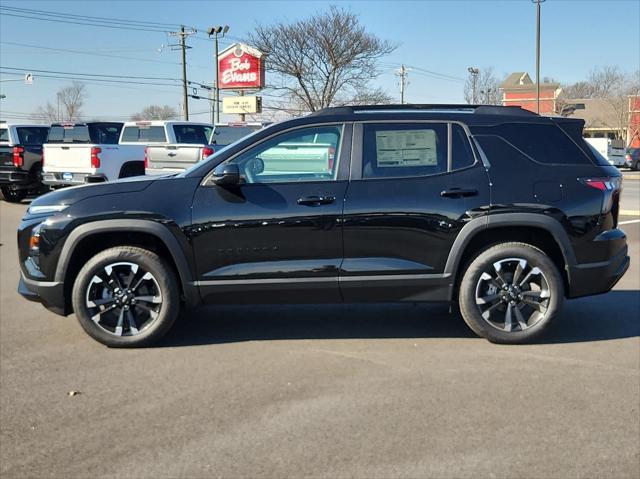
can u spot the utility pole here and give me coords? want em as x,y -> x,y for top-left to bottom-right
396,65 -> 408,104
532,0 -> 545,114
208,25 -> 229,124
468,67 -> 479,104
169,26 -> 196,120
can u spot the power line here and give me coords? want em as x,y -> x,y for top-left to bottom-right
0,12 -> 172,33
0,66 -> 180,82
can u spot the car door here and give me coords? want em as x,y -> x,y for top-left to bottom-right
341,121 -> 490,302
191,122 -> 352,304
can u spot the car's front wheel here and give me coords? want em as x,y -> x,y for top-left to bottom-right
458,242 -> 564,344
71,246 -> 180,347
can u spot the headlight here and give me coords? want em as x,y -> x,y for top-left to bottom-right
27,204 -> 68,215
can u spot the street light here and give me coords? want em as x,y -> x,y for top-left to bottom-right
532,0 -> 546,114
208,25 -> 229,124
468,67 -> 479,104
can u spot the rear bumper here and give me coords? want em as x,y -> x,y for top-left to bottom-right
18,273 -> 68,316
0,168 -> 35,187
568,244 -> 630,298
42,172 -> 106,186
145,167 -> 184,176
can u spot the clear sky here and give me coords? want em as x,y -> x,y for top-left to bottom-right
0,0 -> 638,122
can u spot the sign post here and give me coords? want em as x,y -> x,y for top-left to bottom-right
217,43 -> 265,122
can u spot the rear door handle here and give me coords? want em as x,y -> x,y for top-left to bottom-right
297,195 -> 336,206
440,188 -> 478,198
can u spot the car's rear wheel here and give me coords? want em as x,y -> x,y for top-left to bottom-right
458,242 -> 564,344
71,246 -> 180,347
1,186 -> 27,203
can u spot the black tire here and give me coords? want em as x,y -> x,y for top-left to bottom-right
1,186 -> 27,203
458,242 -> 564,344
71,246 -> 180,347
118,161 -> 145,178
633,160 -> 639,171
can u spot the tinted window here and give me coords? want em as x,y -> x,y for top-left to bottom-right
362,123 -> 447,179
47,123 -> 121,144
451,124 -> 475,170
16,127 -> 49,145
229,125 -> 342,184
496,123 -> 591,164
212,125 -> 262,145
173,125 -> 212,144
0,128 -> 8,143
121,126 -> 167,143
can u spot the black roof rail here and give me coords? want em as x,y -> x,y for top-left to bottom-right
310,104 -> 538,117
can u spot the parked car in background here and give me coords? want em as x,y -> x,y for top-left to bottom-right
17,104 -> 629,347
625,147 -> 639,170
0,122 -> 50,202
211,122 -> 269,150
585,138 -> 626,167
42,122 -> 146,187
140,121 -> 214,176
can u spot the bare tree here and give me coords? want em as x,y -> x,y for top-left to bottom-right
560,66 -> 640,141
463,67 -> 502,105
248,6 -> 396,112
32,81 -> 87,122
131,104 -> 179,121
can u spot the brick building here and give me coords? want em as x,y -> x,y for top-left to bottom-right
499,72 -> 560,115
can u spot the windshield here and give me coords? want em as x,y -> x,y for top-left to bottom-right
177,126 -> 267,178
212,125 -> 262,146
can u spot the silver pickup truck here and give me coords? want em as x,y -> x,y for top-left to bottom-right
141,121 -> 214,176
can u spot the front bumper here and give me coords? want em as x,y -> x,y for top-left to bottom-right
18,273 -> 68,316
568,244 -> 630,298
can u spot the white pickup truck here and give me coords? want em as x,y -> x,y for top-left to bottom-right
140,121 -> 214,176
585,137 -> 626,167
42,122 -> 146,187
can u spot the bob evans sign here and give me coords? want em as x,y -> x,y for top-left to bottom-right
218,43 -> 265,90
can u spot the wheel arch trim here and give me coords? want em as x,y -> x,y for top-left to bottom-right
444,213 -> 576,280
54,219 -> 200,306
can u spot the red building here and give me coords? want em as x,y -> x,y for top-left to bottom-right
500,72 -> 561,115
628,96 -> 640,148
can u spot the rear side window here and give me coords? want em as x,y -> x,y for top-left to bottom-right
16,127 -> 49,145
172,125 -> 212,144
495,123 -> 591,164
451,124 -> 475,170
362,123 -> 448,179
121,126 -> 167,143
0,128 -> 9,143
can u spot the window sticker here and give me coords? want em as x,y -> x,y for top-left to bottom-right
375,129 -> 438,167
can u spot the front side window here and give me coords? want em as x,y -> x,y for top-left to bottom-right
362,123 -> 448,179
227,125 -> 342,184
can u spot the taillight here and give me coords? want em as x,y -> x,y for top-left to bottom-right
144,147 -> 149,169
328,146 -> 336,170
12,146 -> 24,167
90,147 -> 101,168
202,146 -> 214,160
579,176 -> 623,217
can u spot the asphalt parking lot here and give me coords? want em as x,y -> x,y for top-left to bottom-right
1,174 -> 639,478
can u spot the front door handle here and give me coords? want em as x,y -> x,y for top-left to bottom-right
440,188 -> 478,198
297,195 -> 336,206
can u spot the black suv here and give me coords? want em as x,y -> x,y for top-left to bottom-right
17,105 -> 629,347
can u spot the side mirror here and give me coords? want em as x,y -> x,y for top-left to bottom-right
212,163 -> 240,185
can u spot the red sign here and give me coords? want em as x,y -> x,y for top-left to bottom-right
217,43 -> 265,90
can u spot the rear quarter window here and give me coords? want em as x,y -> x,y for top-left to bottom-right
493,123 -> 591,165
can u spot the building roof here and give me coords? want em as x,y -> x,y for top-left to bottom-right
560,98 -> 625,129
500,71 -> 560,90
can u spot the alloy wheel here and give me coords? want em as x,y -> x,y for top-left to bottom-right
474,257 -> 551,332
85,262 -> 162,336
